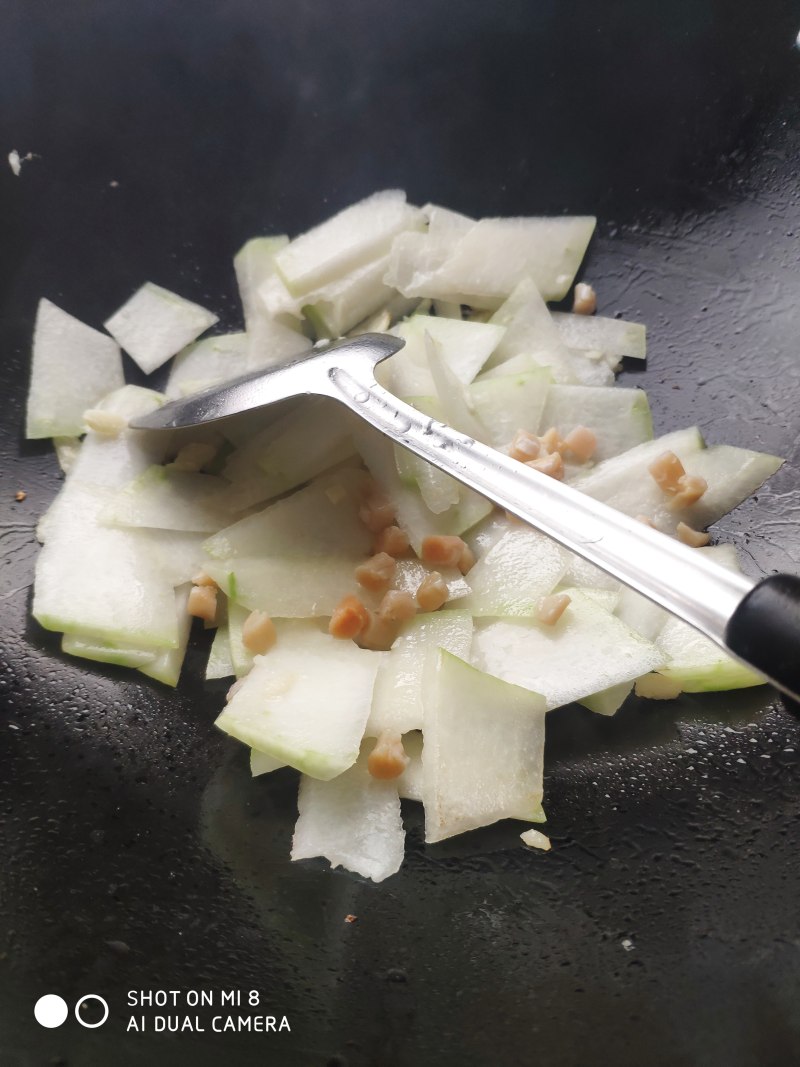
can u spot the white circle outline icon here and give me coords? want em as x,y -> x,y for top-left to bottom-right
34,994 -> 69,1028
74,994 -> 109,1028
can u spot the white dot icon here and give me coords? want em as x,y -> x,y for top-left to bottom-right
34,994 -> 69,1028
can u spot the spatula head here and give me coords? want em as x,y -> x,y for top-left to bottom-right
128,333 -> 404,431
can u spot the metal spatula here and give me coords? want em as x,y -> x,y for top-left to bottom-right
131,333 -> 800,703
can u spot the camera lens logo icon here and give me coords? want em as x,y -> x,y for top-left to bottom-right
34,994 -> 109,1029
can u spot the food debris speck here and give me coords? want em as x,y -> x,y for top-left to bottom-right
14,490 -> 26,502
520,828 -> 551,851
8,149 -> 36,176
109,179 -> 120,188
621,938 -> 635,952
344,914 -> 358,924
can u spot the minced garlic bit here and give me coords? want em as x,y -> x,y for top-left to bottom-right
242,609 -> 277,654
14,490 -> 26,502
669,474 -> 708,510
354,551 -> 397,592
536,592 -> 571,626
457,543 -> 476,575
635,673 -> 683,700
368,731 -> 410,780
328,594 -> 370,640
527,452 -> 564,480
572,282 -> 597,316
356,612 -> 400,652
344,913 -> 359,924
509,428 -> 541,463
520,828 -> 552,851
562,425 -> 597,462
171,441 -> 217,473
648,450 -> 686,494
83,409 -> 126,436
378,589 -> 417,622
192,570 -> 217,587
676,521 -> 710,547
372,524 -> 410,557
358,490 -> 396,533
420,534 -> 469,569
188,584 -> 217,623
415,571 -> 449,612
538,426 -> 562,453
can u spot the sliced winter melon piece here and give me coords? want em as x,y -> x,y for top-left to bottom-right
101,466 -> 235,533
551,312 -> 647,364
250,749 -> 286,776
291,753 -> 404,882
422,202 -> 476,237
227,601 -> 255,678
53,436 -> 82,474
275,189 -> 423,297
215,622 -> 381,780
377,314 -> 504,397
104,282 -> 218,374
397,731 -> 424,802
580,681 -> 634,717
61,635 -> 159,669
33,482 -> 180,650
495,278 -> 613,386
637,544 -> 766,695
675,445 -> 783,531
562,550 -> 621,592
247,312 -> 313,372
147,529 -> 207,586
300,254 -> 399,339
166,333 -> 249,399
138,584 -> 193,687
453,526 -> 566,617
649,618 -> 766,693
539,385 -> 653,464
204,557 -> 359,617
253,402 -> 357,497
206,620 -> 235,680
468,368 -> 552,449
475,351 -> 543,380
204,467 -> 370,560
366,610 -> 473,737
25,298 -> 125,439
234,235 -> 289,329
422,331 -> 486,442
569,427 -> 706,528
575,587 -> 620,612
387,216 -> 596,306
486,277 -> 579,380
68,385 -> 170,491
608,443 -> 783,536
223,399 -> 356,510
422,651 -> 547,843
472,589 -> 666,710
614,584 -> 668,642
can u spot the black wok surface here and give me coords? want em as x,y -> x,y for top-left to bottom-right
2,2 -> 800,1064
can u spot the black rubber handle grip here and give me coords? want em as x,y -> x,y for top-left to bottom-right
724,574 -> 800,703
